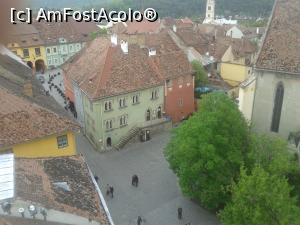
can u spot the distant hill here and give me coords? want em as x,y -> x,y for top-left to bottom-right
25,0 -> 275,18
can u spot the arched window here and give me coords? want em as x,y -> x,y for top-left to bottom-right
271,82 -> 284,133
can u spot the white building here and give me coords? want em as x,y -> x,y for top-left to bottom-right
226,26 -> 244,39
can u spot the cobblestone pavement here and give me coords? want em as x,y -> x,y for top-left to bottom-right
76,132 -> 219,225
36,68 -> 66,107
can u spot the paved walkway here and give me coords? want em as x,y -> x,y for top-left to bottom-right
76,132 -> 219,225
36,68 -> 66,108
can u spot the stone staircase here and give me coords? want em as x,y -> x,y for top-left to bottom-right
114,126 -> 141,150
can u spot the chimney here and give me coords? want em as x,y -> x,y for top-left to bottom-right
111,34 -> 118,46
23,80 -> 33,97
149,48 -> 156,57
120,40 -> 128,54
173,25 -> 177,33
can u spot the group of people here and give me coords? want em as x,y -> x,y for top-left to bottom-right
95,174 -> 191,225
105,175 -> 139,199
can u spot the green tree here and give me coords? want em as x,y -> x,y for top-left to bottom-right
220,166 -> 300,225
248,134 -> 298,177
165,93 -> 251,210
192,60 -> 208,87
90,28 -> 108,39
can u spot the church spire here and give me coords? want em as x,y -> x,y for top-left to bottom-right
203,0 -> 215,24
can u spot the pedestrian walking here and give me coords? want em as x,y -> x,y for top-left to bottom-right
178,207 -> 182,220
132,174 -> 139,187
94,175 -> 99,184
106,184 -> 110,197
137,216 -> 142,225
109,186 -> 114,198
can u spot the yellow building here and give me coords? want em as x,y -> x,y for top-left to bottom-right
5,23 -> 47,72
220,39 -> 257,87
0,88 -> 79,158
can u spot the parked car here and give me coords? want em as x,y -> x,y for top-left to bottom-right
195,86 -> 215,98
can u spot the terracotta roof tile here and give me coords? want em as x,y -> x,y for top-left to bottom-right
0,88 -> 79,148
0,52 -> 70,118
256,0 -> 300,74
14,156 -> 110,224
230,39 -> 257,59
176,27 -> 230,61
64,32 -> 192,100
125,20 -> 161,34
3,23 -> 44,47
64,37 -> 163,100
33,20 -> 98,45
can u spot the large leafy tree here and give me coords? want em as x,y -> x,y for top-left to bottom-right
165,93 -> 251,210
220,166 -> 300,225
192,60 -> 208,87
248,134 -> 298,177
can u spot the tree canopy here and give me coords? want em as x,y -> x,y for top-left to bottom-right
220,166 -> 300,225
192,60 -> 208,87
165,93 -> 251,210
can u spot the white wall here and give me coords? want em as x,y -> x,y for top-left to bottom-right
226,26 -> 244,39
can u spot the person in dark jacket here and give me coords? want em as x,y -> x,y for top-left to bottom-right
137,216 -> 142,225
110,186 -> 114,198
178,207 -> 183,220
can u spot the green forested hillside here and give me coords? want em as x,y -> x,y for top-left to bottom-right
28,0 -> 274,18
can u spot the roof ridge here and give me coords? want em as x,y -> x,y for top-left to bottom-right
92,44 -> 114,99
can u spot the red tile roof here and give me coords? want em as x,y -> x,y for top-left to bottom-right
110,20 -> 162,35
256,0 -> 300,74
3,23 -> 44,47
176,27 -> 230,61
15,156 -> 110,224
64,37 -> 163,100
126,20 -> 161,34
33,20 -> 99,45
64,32 -> 192,100
230,39 -> 257,59
0,88 -> 79,148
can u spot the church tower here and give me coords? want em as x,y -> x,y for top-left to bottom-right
203,0 -> 215,24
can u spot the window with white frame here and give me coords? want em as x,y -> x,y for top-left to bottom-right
105,120 -> 113,130
119,98 -> 126,108
132,95 -> 139,104
120,115 -> 127,127
57,135 -> 68,149
104,101 -> 112,111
